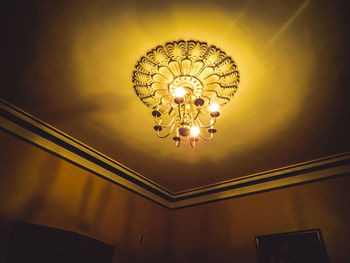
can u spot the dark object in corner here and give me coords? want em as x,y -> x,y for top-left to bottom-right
255,229 -> 329,263
7,221 -> 114,263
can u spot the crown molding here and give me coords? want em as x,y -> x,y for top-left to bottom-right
1,98 -> 350,209
0,99 -> 173,208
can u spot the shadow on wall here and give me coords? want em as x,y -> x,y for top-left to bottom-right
93,183 -> 113,230
16,156 -> 60,221
77,177 -> 94,231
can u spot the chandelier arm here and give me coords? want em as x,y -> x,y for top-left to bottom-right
158,94 -> 173,106
199,131 -> 214,141
170,121 -> 177,133
141,91 -> 168,106
194,108 -> 201,121
168,106 -> 174,115
197,117 -> 216,128
178,103 -> 184,122
186,106 -> 201,123
155,115 -> 176,127
156,122 -> 176,138
157,94 -> 174,111
156,130 -> 171,138
182,104 -> 186,119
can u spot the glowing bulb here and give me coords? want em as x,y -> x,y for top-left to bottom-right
174,87 -> 186,98
209,103 -> 219,112
190,126 -> 200,137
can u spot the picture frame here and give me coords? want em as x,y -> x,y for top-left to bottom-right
255,229 -> 329,263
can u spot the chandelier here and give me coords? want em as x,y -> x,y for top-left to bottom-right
132,40 -> 240,147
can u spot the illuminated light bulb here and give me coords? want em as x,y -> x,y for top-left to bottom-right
174,87 -> 186,98
209,103 -> 219,112
190,126 -> 200,137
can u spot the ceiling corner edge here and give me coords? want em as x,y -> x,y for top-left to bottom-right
1,98 -> 349,210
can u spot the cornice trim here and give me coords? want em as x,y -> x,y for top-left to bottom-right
0,99 -> 173,208
1,98 -> 349,209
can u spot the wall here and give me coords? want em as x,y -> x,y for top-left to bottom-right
0,132 -> 172,263
1,131 -> 350,263
169,175 -> 350,263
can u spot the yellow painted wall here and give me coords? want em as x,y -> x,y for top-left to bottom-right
1,131 -> 350,263
0,132 -> 172,263
170,175 -> 350,263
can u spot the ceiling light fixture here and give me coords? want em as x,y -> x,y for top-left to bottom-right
132,40 -> 240,147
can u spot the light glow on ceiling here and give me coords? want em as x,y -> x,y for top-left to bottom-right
132,40 -> 240,147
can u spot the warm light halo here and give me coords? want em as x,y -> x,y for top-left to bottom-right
209,103 -> 219,112
190,126 -> 200,137
173,87 -> 186,98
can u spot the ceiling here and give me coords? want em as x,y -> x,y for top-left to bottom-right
2,0 -> 350,193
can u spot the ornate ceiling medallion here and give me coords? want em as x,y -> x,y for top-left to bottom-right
132,40 -> 240,147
